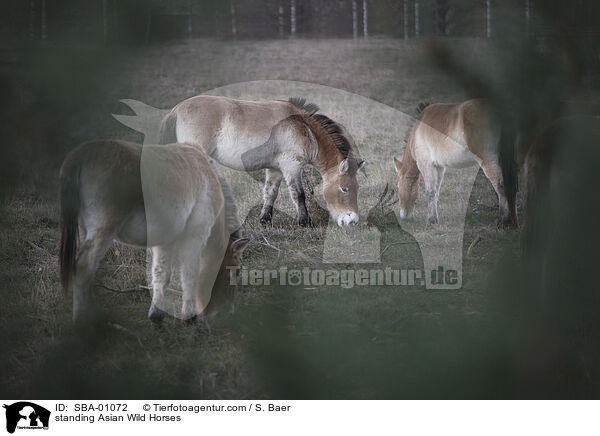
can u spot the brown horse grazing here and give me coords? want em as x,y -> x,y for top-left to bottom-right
394,99 -> 518,227
59,140 -> 248,324
160,96 -> 365,227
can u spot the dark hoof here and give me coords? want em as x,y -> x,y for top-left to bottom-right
184,315 -> 199,325
148,306 -> 166,325
259,215 -> 272,226
260,207 -> 273,226
497,218 -> 518,229
298,215 -> 313,227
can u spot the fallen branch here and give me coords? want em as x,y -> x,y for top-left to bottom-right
259,235 -> 281,253
97,283 -> 150,293
466,235 -> 482,257
25,240 -> 45,252
380,240 -> 417,256
107,322 -> 144,347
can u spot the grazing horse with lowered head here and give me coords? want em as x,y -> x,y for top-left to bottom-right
394,99 -> 518,227
59,140 -> 248,324
160,96 -> 365,227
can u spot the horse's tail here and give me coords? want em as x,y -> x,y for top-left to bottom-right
499,121 -> 519,225
159,110 -> 178,145
416,102 -> 432,117
59,158 -> 81,295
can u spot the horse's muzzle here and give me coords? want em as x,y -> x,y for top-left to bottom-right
337,212 -> 359,227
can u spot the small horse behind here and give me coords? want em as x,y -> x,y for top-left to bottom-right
394,99 -> 518,227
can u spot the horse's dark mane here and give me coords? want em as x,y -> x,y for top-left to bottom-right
287,98 -> 352,158
311,113 -> 352,158
287,97 -> 320,116
416,101 -> 432,116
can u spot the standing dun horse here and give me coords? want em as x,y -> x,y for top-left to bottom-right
160,96 -> 365,227
59,140 -> 248,324
394,99 -> 518,227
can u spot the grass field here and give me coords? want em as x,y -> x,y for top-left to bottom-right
0,37 -> 528,399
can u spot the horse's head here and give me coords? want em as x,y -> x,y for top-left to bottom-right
394,157 -> 419,219
323,157 -> 365,226
203,231 -> 249,316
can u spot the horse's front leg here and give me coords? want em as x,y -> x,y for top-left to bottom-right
283,168 -> 312,227
260,169 -> 283,225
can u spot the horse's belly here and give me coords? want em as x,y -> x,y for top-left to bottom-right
117,206 -> 189,248
431,143 -> 477,168
212,130 -> 275,171
117,208 -> 148,246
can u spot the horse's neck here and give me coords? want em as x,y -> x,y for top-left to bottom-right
401,141 -> 420,180
313,147 -> 344,176
311,136 -> 344,175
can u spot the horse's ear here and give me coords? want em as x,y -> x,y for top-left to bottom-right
231,238 -> 249,256
393,157 -> 402,173
357,160 -> 366,171
339,158 -> 349,174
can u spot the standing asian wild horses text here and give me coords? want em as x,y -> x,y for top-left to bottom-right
394,99 -> 518,227
59,140 -> 248,324
160,96 -> 365,227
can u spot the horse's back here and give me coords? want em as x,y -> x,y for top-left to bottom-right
63,140 -> 144,216
172,95 -> 300,164
64,140 -> 224,247
414,99 -> 498,167
130,142 -> 224,246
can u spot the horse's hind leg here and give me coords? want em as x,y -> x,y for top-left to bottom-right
148,244 -> 174,324
72,230 -> 113,323
283,167 -> 312,227
260,169 -> 283,225
479,159 -> 516,228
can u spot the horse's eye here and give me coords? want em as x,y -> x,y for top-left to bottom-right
340,186 -> 349,193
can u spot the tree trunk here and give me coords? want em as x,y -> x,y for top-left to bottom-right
414,0 -> 419,37
403,0 -> 408,39
231,3 -> 237,38
188,0 -> 193,39
352,0 -> 357,39
486,0 -> 491,38
103,0 -> 108,44
433,0 -> 449,36
145,3 -> 152,44
279,4 -> 284,37
41,0 -> 46,41
29,0 -> 35,41
525,0 -> 530,36
363,0 -> 368,39
290,0 -> 296,37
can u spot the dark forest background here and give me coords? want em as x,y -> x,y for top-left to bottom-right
3,0 -> 598,44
